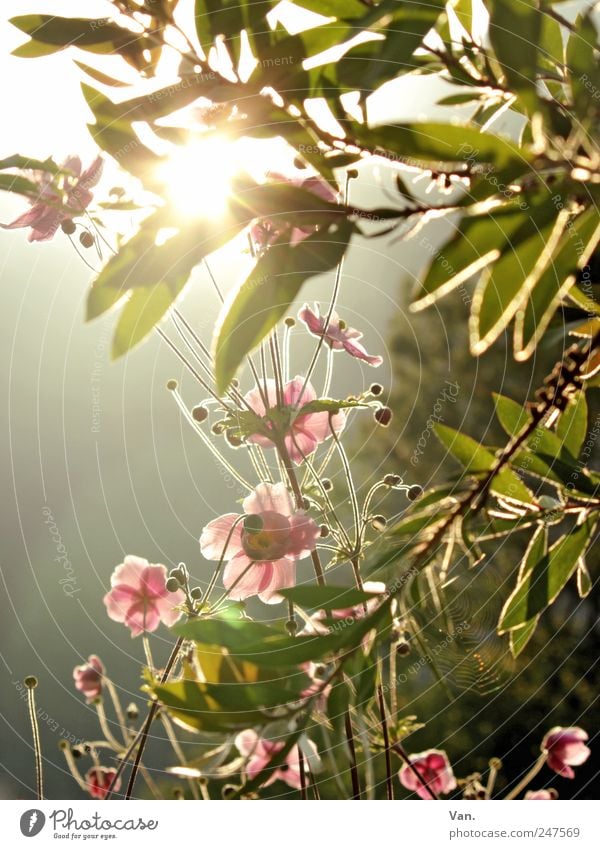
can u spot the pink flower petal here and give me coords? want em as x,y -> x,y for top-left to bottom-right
222,553 -> 271,600
257,557 -> 296,604
242,482 -> 294,518
283,375 -> 316,407
285,427 -> 319,463
110,555 -> 150,588
342,339 -> 383,366
288,514 -> 320,558
200,513 -> 244,560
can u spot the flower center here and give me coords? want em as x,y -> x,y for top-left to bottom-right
241,511 -> 291,561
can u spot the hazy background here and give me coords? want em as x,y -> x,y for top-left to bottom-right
0,0 -> 597,799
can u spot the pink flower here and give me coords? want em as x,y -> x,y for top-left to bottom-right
250,171 -> 339,250
235,729 -> 319,789
303,581 -> 387,636
73,654 -> 104,702
200,483 -> 319,603
3,155 -> 103,242
399,749 -> 457,799
299,303 -> 383,366
525,789 -> 557,799
85,766 -> 120,800
300,662 -> 331,711
541,727 -> 590,778
244,376 -> 345,464
103,555 -> 185,637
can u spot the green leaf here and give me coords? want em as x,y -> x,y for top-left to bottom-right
334,1 -> 446,93
437,92 -> 484,106
152,675 -> 299,733
557,392 -> 588,459
75,60 -> 128,87
576,558 -> 592,598
514,207 -> 600,359
81,84 -> 160,182
0,154 -> 59,173
566,13 -> 600,125
354,122 -> 528,171
111,283 -> 181,359
506,522 -> 547,655
509,617 -> 538,657
293,0 -> 368,20
498,520 -> 595,632
10,14 -> 143,55
471,200 -> 567,355
214,218 -> 354,392
296,398 -> 368,415
0,173 -> 43,198
412,201 -> 532,310
493,394 -> 531,437
434,423 -> 533,503
279,584 -> 381,610
510,450 -> 597,496
488,0 -> 541,112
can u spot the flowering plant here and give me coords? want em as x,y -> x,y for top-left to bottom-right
3,0 -> 598,802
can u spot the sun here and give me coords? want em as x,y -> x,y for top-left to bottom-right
158,136 -> 236,217
158,134 -> 300,218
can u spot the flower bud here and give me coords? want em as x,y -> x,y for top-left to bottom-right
211,421 -> 226,435
384,474 -> 402,487
192,405 -> 208,423
396,639 -> 411,656
285,618 -> 298,636
166,577 -> 180,593
24,676 -> 38,689
61,219 -> 76,235
322,478 -> 333,491
374,407 -> 393,427
284,317 -> 296,328
79,231 -> 95,249
243,514 -> 263,534
166,379 -> 178,391
225,430 -> 243,448
191,587 -> 203,600
347,168 -> 359,179
319,524 -> 330,538
407,485 -> 423,501
126,702 -> 139,720
222,784 -> 238,799
371,515 -> 387,531
369,383 -> 383,396
71,745 -> 84,759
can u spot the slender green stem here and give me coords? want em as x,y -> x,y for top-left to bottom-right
160,713 -> 200,800
393,742 -> 438,799
203,513 -> 249,604
277,439 -> 326,585
26,683 -> 44,800
328,413 -> 361,550
298,747 -> 308,800
209,560 -> 256,610
105,679 -> 128,745
125,637 -> 185,800
504,754 -> 547,800
377,674 -> 394,800
345,710 -> 361,800
95,700 -> 123,750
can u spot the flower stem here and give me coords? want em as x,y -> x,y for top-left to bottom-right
377,674 -> 394,800
392,742 -> 439,800
277,439 -> 326,585
25,680 -> 44,800
504,754 -> 547,800
125,636 -> 184,800
345,710 -> 362,800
